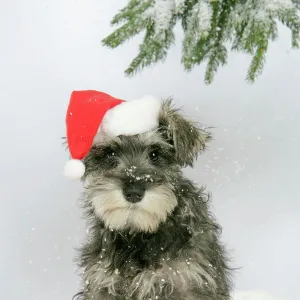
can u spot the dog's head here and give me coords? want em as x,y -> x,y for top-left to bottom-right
82,99 -> 211,233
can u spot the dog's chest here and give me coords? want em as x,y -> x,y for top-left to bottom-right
86,227 -> 202,297
87,250 -> 216,300
86,239 -> 171,295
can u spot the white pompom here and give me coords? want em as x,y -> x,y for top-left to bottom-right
64,159 -> 85,179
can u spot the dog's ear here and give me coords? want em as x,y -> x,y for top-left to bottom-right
158,98 -> 211,167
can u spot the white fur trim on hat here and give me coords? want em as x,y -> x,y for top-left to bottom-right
100,95 -> 161,137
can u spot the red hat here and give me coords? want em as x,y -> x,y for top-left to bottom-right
64,90 -> 161,179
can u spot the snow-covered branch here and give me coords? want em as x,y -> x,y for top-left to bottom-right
102,0 -> 300,84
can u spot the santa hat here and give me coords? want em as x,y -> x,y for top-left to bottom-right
64,90 -> 161,179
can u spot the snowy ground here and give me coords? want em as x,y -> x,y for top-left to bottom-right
233,290 -> 286,300
0,1 -> 299,300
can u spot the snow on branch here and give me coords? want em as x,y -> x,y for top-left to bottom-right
102,0 -> 300,84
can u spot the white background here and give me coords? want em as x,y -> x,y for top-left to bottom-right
1,1 -> 299,299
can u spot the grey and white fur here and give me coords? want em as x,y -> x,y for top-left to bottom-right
72,99 -> 233,300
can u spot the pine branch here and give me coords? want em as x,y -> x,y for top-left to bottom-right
102,0 -> 152,48
229,0 -> 300,82
292,0 -> 300,9
111,0 -> 152,25
203,0 -> 234,83
102,0 -> 300,84
124,22 -> 176,76
181,0 -> 214,70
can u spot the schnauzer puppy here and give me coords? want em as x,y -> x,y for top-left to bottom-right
73,99 -> 232,300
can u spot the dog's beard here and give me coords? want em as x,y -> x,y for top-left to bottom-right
88,182 -> 177,233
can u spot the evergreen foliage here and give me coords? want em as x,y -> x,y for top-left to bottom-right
102,0 -> 300,84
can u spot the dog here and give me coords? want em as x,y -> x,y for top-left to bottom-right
71,98 -> 233,300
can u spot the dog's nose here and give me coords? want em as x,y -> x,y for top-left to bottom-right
123,185 -> 145,203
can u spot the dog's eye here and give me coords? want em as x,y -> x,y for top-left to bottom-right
149,149 -> 160,162
101,147 -> 117,159
108,150 -> 115,157
98,146 -> 119,169
106,148 -> 116,158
